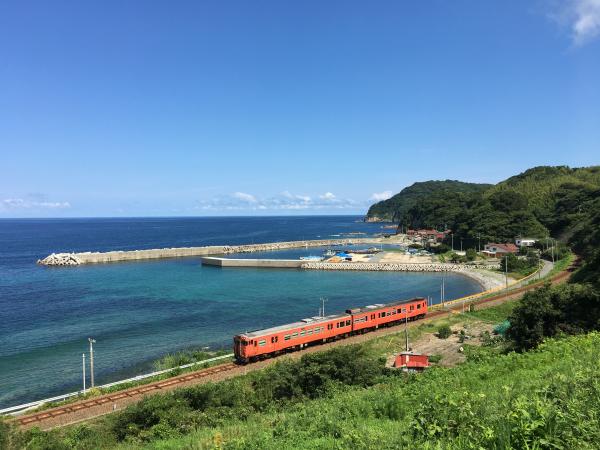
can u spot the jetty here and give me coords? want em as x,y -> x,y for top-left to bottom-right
37,238 -> 377,266
201,257 -> 305,268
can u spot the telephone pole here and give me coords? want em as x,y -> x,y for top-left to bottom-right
504,255 -> 509,295
82,353 -> 86,393
88,338 -> 96,388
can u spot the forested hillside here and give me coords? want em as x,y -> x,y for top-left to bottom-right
365,180 -> 491,222
367,165 -> 600,245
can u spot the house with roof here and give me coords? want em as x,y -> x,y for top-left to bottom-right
482,243 -> 519,257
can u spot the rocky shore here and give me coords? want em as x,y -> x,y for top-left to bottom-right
301,261 -> 504,290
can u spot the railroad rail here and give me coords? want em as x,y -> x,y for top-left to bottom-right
15,363 -> 239,429
12,261 -> 576,431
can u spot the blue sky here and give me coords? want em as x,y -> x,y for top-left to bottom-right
1,1 -> 599,217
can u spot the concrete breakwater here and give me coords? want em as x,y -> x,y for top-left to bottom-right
37,238 -> 376,266
201,257 -> 305,268
300,262 -> 500,272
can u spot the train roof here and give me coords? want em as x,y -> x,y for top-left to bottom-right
236,297 -> 425,339
239,313 -> 349,339
346,297 -> 426,314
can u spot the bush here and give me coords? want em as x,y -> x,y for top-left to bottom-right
465,248 -> 477,261
437,325 -> 452,339
507,283 -> 600,351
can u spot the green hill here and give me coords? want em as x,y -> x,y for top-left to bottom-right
367,165 -> 600,244
366,180 -> 492,223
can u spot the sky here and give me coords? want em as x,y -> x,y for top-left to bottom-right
1,0 -> 599,217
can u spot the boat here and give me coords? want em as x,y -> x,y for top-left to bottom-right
300,255 -> 323,261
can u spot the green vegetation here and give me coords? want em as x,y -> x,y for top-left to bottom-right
507,283 -> 600,351
437,324 -> 452,339
367,165 -> 600,245
366,180 -> 491,223
499,252 -> 539,277
153,349 -> 229,371
6,331 -> 600,449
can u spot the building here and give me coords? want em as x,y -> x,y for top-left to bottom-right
394,351 -> 430,371
482,243 -> 519,257
406,229 -> 449,242
515,238 -> 536,247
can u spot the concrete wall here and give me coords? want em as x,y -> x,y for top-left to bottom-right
201,257 -> 304,268
38,238 -> 377,266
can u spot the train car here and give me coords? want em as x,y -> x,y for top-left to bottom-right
234,313 -> 352,363
233,297 -> 428,364
348,297 -> 427,332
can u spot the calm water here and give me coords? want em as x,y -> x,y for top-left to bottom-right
0,216 -> 481,408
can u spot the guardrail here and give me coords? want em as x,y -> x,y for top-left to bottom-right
0,353 -> 234,416
430,262 -> 546,311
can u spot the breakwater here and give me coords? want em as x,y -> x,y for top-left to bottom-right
37,238 -> 377,266
201,257 -> 305,268
301,262 -> 500,272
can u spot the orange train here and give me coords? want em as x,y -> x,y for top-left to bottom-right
234,297 -> 428,363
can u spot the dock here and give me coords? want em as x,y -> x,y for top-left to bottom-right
201,257 -> 305,268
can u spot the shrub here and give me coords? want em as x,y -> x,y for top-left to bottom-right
437,325 -> 452,339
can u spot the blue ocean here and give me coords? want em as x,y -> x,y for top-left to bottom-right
0,216 -> 481,408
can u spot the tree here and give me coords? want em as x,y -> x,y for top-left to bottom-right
507,283 -> 600,351
465,248 -> 477,261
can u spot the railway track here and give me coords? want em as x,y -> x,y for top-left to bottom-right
14,262 -> 575,430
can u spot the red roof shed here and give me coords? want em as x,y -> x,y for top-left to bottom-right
394,352 -> 430,370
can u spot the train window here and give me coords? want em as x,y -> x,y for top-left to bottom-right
371,314 -> 375,320
402,308 -> 406,313
271,337 -> 275,343
386,312 -> 391,316
397,308 -> 401,314
300,330 -> 306,336
417,304 -> 421,309
254,341 -> 257,347
292,332 -> 298,339
307,329 -> 313,335
410,305 -> 414,311
346,320 -> 351,326
392,310 -> 396,315
284,335 -> 291,341
258,340 -> 266,346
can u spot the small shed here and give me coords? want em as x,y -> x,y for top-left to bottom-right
394,351 -> 430,371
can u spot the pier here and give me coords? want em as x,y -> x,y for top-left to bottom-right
37,238 -> 377,266
201,257 -> 305,268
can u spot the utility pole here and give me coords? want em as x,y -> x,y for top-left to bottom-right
404,310 -> 409,351
320,297 -> 327,317
88,338 -> 96,388
460,238 -> 463,252
451,233 -> 454,251
504,255 -> 509,295
82,353 -> 86,393
478,234 -> 481,253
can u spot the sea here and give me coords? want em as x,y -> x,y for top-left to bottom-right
0,216 -> 482,408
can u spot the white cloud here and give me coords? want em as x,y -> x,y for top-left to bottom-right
232,192 -> 258,203
549,0 -> 600,45
370,190 -> 393,202
573,0 -> 600,44
1,198 -> 71,210
319,192 -> 336,200
195,190 -> 364,212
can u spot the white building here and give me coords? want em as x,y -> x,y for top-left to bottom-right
515,238 -> 536,247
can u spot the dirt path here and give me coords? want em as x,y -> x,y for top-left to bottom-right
14,261 -> 575,431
